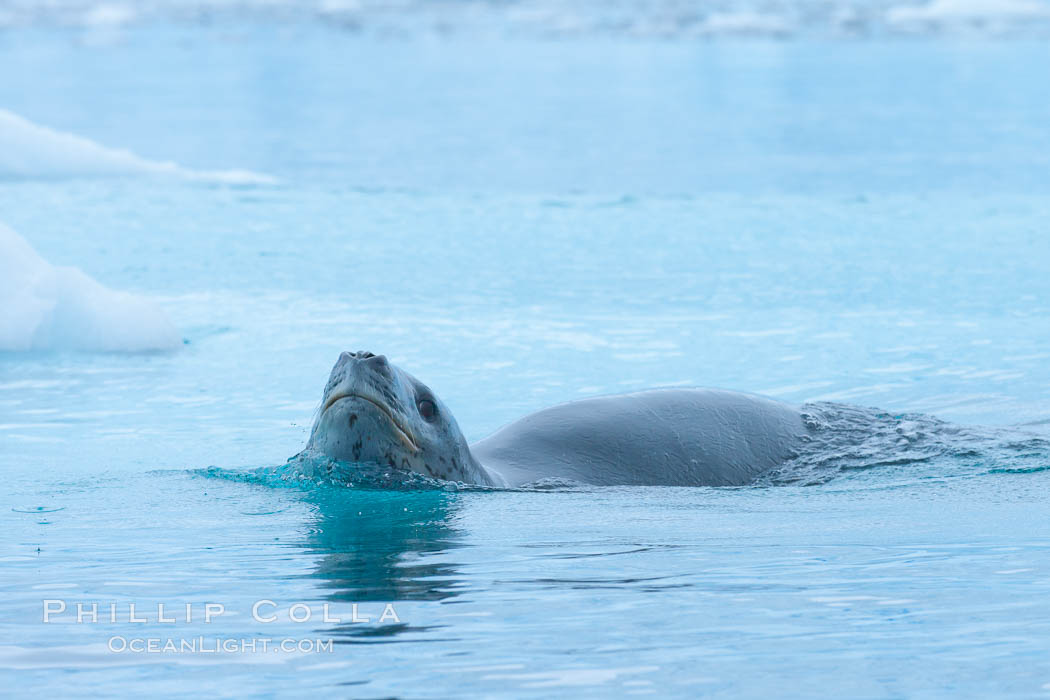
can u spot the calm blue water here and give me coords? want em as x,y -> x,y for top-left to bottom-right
2,17 -> 1050,698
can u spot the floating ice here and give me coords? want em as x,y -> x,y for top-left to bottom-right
0,109 -> 274,184
0,0 -> 1049,37
0,221 -> 180,352
699,11 -> 795,37
1,0 -> 1050,37
887,0 -> 1050,28
81,3 -> 137,27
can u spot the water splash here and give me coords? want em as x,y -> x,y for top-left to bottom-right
194,454 -> 465,492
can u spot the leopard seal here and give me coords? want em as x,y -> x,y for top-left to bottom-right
304,351 -> 806,487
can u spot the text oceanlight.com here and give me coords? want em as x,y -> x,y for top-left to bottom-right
107,636 -> 334,654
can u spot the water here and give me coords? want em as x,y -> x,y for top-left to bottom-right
3,13 -> 1050,698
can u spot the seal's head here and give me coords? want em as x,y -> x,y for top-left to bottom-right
306,351 -> 492,484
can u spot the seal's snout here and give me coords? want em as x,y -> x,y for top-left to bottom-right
361,353 -> 390,376
324,351 -> 394,404
338,350 -> 388,371
338,349 -> 379,365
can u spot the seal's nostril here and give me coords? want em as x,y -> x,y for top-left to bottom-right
357,350 -> 375,359
363,354 -> 390,374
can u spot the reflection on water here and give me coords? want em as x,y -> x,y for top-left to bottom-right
305,489 -> 465,602
301,488 -> 466,641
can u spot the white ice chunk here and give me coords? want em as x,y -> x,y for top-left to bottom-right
0,221 -> 180,352
699,11 -> 795,37
0,108 -> 274,184
888,0 -> 1050,28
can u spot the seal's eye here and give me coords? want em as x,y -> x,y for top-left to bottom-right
417,399 -> 437,421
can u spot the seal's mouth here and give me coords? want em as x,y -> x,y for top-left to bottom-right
323,390 -> 421,453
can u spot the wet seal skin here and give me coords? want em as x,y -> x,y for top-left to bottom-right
304,351 -> 807,487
